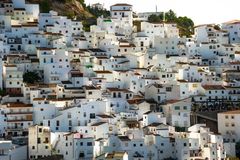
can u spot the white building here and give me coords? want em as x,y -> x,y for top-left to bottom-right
162,98 -> 191,128
218,110 -> 240,143
222,20 -> 240,43
28,125 -> 51,159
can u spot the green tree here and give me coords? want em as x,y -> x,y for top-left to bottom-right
23,72 -> 40,84
165,9 -> 177,22
177,16 -> 194,37
148,14 -> 162,23
86,5 -> 110,18
65,11 -> 75,19
40,0 -> 51,13
0,89 -> 6,96
147,10 -> 194,37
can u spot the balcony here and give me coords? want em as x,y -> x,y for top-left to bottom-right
7,116 -> 33,122
229,91 -> 240,95
6,112 -> 32,115
7,119 -> 32,122
6,126 -> 27,131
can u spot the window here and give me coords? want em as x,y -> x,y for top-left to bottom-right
175,106 -> 180,110
90,113 -> 95,119
56,120 -> 59,126
37,138 -> 41,144
87,142 -> 92,146
39,128 -> 42,133
166,87 -> 172,92
88,91 -> 92,95
32,146 -> 35,149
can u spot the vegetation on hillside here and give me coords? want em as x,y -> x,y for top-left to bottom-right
82,6 -> 110,31
28,0 -> 194,35
148,10 -> 194,37
27,0 -> 92,19
28,0 -> 110,31
86,6 -> 110,18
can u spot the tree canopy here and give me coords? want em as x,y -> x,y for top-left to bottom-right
0,89 -> 6,96
148,10 -> 194,37
86,5 -> 110,18
23,72 -> 41,84
82,6 -> 110,31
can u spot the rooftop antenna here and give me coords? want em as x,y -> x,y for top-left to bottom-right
163,12 -> 166,22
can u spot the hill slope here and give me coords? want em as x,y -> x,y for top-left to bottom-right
26,0 -> 93,19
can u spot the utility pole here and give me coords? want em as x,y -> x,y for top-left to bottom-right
163,12 -> 166,22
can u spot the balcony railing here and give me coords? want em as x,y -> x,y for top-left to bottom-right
6,126 -> 27,131
7,118 -> 33,122
6,112 -> 32,115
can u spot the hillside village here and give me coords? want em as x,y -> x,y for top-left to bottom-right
0,0 -> 240,160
